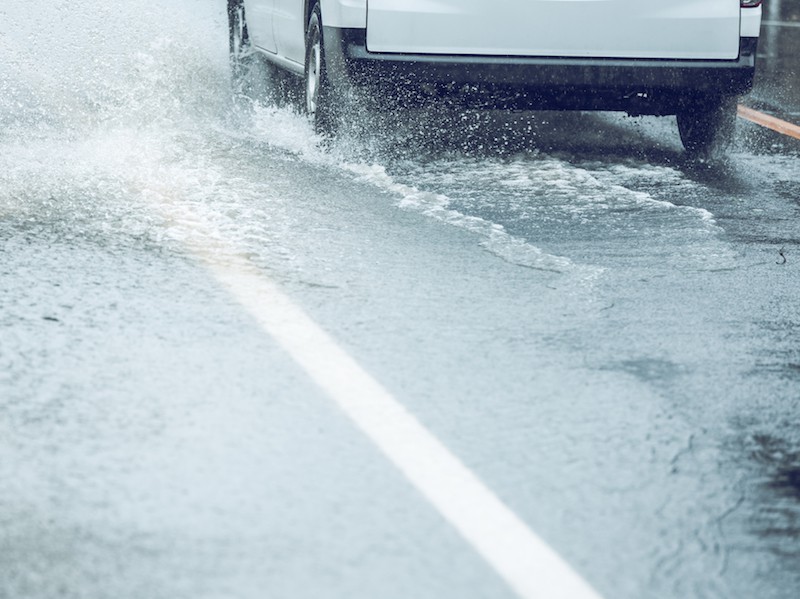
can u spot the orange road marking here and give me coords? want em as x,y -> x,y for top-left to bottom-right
737,104 -> 800,140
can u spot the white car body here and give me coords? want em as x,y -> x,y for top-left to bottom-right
368,0 -> 741,60
242,0 -> 761,62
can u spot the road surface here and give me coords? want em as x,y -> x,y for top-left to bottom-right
1,2 -> 799,598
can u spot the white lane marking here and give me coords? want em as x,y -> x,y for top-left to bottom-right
761,20 -> 800,28
179,234 -> 602,599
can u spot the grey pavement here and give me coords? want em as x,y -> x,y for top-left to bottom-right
1,2 -> 799,599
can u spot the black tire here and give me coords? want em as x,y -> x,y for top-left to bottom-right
228,0 -> 254,94
229,1 -> 296,104
677,96 -> 737,156
304,3 -> 340,135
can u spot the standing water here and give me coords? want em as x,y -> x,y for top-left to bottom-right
2,3 -> 800,599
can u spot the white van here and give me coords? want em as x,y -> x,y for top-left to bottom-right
228,1 -> 763,153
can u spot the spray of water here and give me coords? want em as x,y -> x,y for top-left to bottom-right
0,0 -> 728,277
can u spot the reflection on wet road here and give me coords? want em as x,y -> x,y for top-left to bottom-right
1,2 -> 799,599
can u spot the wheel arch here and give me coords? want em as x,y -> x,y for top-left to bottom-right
315,0 -> 367,31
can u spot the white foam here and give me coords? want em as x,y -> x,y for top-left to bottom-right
239,107 -> 583,273
344,162 -> 576,273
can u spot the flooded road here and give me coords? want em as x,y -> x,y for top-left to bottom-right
1,2 -> 799,598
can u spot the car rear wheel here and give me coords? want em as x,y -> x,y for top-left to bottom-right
305,3 -> 340,135
677,97 -> 737,156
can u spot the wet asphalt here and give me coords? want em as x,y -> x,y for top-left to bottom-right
1,2 -> 800,599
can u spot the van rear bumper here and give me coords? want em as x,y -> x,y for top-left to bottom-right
323,28 -> 757,114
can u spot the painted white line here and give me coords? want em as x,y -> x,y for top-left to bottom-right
204,256 -> 603,599
761,20 -> 800,28
167,213 -> 602,598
